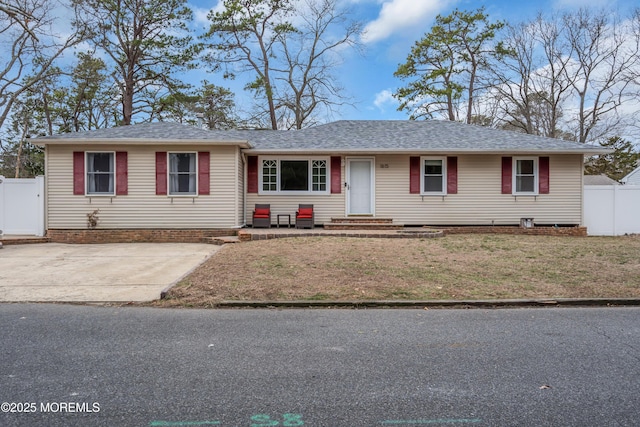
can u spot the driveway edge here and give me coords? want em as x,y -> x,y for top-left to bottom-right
159,245 -> 224,299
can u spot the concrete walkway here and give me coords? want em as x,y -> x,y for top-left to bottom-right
0,243 -> 219,303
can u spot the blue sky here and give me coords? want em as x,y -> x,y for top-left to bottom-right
188,0 -> 638,122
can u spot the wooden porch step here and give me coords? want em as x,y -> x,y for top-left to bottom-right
330,217 -> 394,224
323,222 -> 404,230
210,235 -> 240,245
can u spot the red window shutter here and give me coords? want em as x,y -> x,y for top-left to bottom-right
198,151 -> 210,195
247,156 -> 258,193
501,157 -> 512,194
73,151 -> 85,195
155,152 -> 167,195
115,152 -> 128,195
539,156 -> 550,194
330,156 -> 341,194
447,156 -> 458,194
410,156 -> 420,194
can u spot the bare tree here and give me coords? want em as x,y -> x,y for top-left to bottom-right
0,0 -> 37,39
204,0 -> 295,130
490,9 -> 640,143
491,16 -> 574,137
272,0 -> 362,129
0,0 -> 87,131
1,83 -> 49,177
561,8 -> 640,143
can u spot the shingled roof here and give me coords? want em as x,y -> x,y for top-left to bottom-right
240,120 -> 609,154
584,174 -> 620,185
34,122 -> 250,147
35,120 -> 609,154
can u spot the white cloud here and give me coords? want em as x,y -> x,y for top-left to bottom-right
192,7 -> 212,26
373,89 -> 398,112
361,0 -> 452,44
190,1 -> 226,27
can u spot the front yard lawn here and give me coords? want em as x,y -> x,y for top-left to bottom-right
155,234 -> 640,307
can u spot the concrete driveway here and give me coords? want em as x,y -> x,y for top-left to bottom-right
0,243 -> 220,303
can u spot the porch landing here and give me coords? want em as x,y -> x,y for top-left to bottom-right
237,227 -> 444,242
324,217 -> 403,230
230,222 -> 587,243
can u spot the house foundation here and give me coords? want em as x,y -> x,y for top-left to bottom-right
46,229 -> 238,244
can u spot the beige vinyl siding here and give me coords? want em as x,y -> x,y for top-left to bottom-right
246,156 -> 346,224
47,144 -> 242,229
245,154 -> 583,226
375,154 -> 583,225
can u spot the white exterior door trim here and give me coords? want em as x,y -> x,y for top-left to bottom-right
346,157 -> 375,216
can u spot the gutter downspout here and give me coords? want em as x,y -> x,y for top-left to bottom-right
240,150 -> 247,228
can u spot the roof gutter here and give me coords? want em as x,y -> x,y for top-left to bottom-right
242,148 -> 613,155
32,138 -> 253,148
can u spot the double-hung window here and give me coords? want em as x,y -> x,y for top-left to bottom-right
421,157 -> 446,195
86,152 -> 114,195
169,153 -> 197,195
514,157 -> 538,194
260,158 -> 328,194
155,151 -> 209,196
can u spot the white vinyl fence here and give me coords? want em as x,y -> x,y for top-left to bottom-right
0,176 -> 45,236
584,185 -> 640,236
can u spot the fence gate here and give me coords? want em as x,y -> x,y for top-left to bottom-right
584,185 -> 640,236
0,176 -> 45,236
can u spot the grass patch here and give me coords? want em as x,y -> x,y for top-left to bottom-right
307,293 -> 332,300
153,235 -> 640,307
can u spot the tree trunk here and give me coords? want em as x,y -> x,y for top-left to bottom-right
264,79 -> 278,130
42,90 -> 54,135
15,121 -> 28,178
122,76 -> 134,125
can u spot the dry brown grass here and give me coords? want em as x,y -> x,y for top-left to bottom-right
155,234 -> 640,307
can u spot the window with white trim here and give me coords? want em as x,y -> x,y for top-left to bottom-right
312,160 -> 327,191
514,157 -> 538,194
262,159 -> 277,192
421,157 -> 446,195
169,152 -> 197,195
86,152 -> 114,195
260,157 -> 329,194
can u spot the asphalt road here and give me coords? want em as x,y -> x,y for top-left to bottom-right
1,305 -> 639,426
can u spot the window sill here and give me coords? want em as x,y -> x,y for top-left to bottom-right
513,194 -> 539,201
258,191 -> 330,196
420,194 -> 448,202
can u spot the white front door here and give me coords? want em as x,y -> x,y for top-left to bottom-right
347,158 -> 374,215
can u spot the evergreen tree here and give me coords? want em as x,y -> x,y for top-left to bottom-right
585,136 -> 640,181
394,7 -> 504,123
